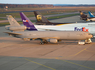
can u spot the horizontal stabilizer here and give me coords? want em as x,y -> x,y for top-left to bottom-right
4,32 -> 22,35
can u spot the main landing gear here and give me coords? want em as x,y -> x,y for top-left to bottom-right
85,38 -> 92,44
40,40 -> 48,44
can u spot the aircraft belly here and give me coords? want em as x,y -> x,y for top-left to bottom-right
91,18 -> 95,21
13,31 -> 91,41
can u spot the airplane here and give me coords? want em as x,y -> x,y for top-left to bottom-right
20,12 -> 95,38
4,16 -> 93,45
79,11 -> 87,20
6,12 -> 95,34
4,31 -> 92,44
33,11 -> 74,25
5,14 -> 94,44
80,11 -> 95,21
88,11 -> 95,17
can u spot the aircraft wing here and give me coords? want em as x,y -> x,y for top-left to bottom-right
4,32 -> 22,35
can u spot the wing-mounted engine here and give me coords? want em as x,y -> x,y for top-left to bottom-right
47,39 -> 58,43
5,26 -> 27,31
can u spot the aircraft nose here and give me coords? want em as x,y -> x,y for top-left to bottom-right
89,34 -> 93,38
91,35 -> 93,38
87,33 -> 93,38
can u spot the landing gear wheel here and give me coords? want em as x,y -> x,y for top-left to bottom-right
43,41 -> 48,44
40,42 -> 44,45
40,40 -> 48,45
85,38 -> 92,44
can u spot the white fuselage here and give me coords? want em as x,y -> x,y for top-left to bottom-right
87,18 -> 95,21
11,31 -> 93,40
34,22 -> 95,36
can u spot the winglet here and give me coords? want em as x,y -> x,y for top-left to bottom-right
20,12 -> 37,31
4,32 -> 22,35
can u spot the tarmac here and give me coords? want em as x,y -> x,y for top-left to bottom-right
0,14 -> 95,70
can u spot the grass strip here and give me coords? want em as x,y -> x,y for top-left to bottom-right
47,13 -> 79,20
0,20 -> 36,26
0,13 -> 79,26
0,18 -> 6,20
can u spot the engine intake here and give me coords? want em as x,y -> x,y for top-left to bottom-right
47,39 -> 58,43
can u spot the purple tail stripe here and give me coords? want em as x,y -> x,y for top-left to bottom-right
20,12 -> 37,31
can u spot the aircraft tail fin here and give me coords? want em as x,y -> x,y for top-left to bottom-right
88,11 -> 95,17
34,11 -> 50,23
20,12 -> 37,31
6,15 -> 20,26
79,11 -> 87,20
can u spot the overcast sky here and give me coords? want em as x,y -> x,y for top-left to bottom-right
1,0 -> 95,4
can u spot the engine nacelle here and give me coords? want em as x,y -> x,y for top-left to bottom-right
5,26 -> 27,31
47,39 -> 58,43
